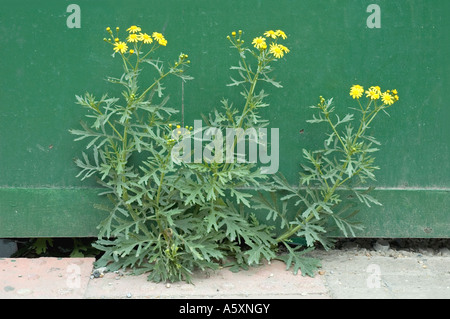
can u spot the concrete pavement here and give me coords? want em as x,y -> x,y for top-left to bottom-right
1,250 -> 449,299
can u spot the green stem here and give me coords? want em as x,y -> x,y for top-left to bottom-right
120,53 -> 133,72
154,150 -> 175,241
276,133 -> 354,243
352,99 -> 373,146
275,185 -> 335,243
155,172 -> 166,232
220,61 -> 262,174
138,71 -> 170,102
362,107 -> 382,134
276,214 -> 314,243
90,105 -> 124,142
325,113 -> 347,153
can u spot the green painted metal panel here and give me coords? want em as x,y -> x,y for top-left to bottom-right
0,0 -> 449,237
345,189 -> 450,238
0,188 -> 106,237
0,188 -> 447,238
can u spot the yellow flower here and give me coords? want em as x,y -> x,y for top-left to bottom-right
127,33 -> 139,43
269,43 -> 284,58
392,89 -> 398,95
129,49 -> 135,55
138,32 -> 153,44
152,32 -> 164,41
365,86 -> 381,100
278,44 -> 290,53
159,38 -> 168,46
126,25 -> 141,33
264,30 -> 277,39
152,32 -> 167,45
381,92 -> 394,105
350,85 -> 364,99
366,91 -> 380,100
113,41 -> 128,54
275,30 -> 287,39
252,36 -> 267,50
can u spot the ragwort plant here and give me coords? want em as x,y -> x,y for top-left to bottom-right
71,26 -> 198,282
71,27 -> 297,282
255,85 -> 399,262
72,25 -> 399,281
172,29 -> 295,273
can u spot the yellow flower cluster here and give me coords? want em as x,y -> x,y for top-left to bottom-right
167,124 -> 193,144
250,29 -> 289,58
151,32 -> 167,46
350,85 -> 399,106
105,25 -> 168,55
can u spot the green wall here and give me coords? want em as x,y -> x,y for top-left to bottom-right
1,0 -> 449,237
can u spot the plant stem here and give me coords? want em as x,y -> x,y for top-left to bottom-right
220,59 -> 262,174
325,113 -> 347,152
352,100 -> 373,146
155,171 -> 167,232
276,117 -> 356,243
139,73 -> 169,101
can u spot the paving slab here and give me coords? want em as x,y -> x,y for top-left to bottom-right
312,250 -> 450,299
1,250 -> 449,299
85,260 -> 329,299
0,257 -> 95,299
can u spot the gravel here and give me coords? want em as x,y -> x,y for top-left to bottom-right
326,238 -> 450,257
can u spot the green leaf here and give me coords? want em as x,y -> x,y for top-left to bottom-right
335,113 -> 354,126
252,191 -> 289,229
229,188 -> 252,207
353,187 -> 382,207
31,238 -> 53,255
275,244 -> 321,277
294,223 -> 326,247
